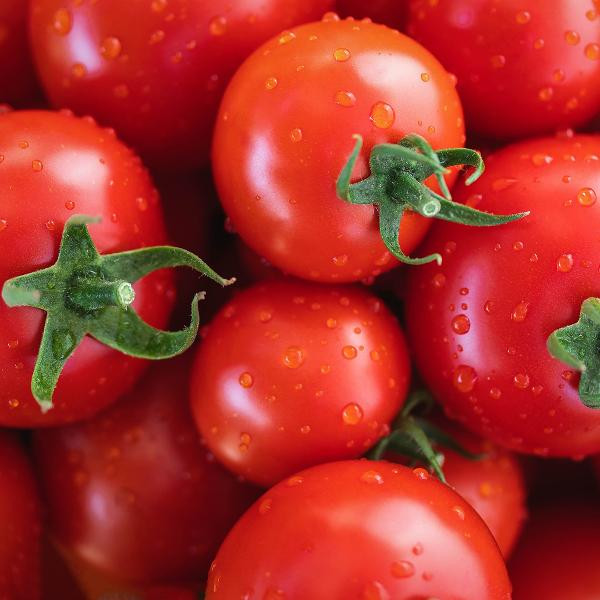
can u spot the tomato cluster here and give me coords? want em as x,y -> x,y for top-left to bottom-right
1,1 -> 599,598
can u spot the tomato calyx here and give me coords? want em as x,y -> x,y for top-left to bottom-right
2,215 -> 235,412
337,134 -> 529,265
547,297 -> 600,408
368,390 -> 483,483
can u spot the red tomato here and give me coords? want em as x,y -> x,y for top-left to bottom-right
509,502 -> 600,599
0,0 -> 40,106
0,110 -> 174,428
405,134 -> 600,457
191,280 -> 410,487
34,356 -> 259,586
29,0 -> 335,169
0,432 -> 42,600
407,0 -> 600,140
206,461 -> 511,599
42,539 -> 85,600
213,16 -> 465,282
336,0 -> 407,30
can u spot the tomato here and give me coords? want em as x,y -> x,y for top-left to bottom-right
0,0 -> 40,106
0,110 -> 175,428
405,134 -> 600,457
407,0 -> 600,140
0,432 -> 42,600
206,460 -> 511,599
336,0 -> 407,31
34,356 -> 260,586
29,0 -> 335,170
213,16 -> 466,282
509,502 -> 600,599
191,280 -> 410,487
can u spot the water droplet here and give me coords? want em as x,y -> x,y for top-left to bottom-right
533,38 -> 545,50
432,273 -> 446,287
283,346 -> 304,368
258,498 -> 272,515
412,543 -> 424,555
72,63 -> 87,78
258,310 -> 272,323
265,76 -> 278,90
334,90 -> 356,107
370,350 -> 380,361
342,403 -> 363,425
489,387 -> 502,400
263,588 -> 285,600
532,152 -> 553,166
333,47 -> 351,61
479,481 -> 493,497
149,29 -> 165,44
492,178 -> 517,191
18,140 -> 29,149
286,475 -> 304,486
322,11 -> 340,22
342,345 -> 358,359
8,398 -> 19,409
360,470 -> 384,484
326,318 -> 337,329
585,43 -> 600,60
513,241 -> 524,251
453,365 -> 477,393
515,10 -> 531,24
370,102 -> 395,129
556,253 -> 574,272
420,72 -> 430,82
45,220 -> 56,231
300,425 -> 311,434
209,16 -> 227,36
578,187 -> 597,206
490,54 -> 506,68
412,467 -> 430,480
513,373 -> 530,389
100,36 -> 122,59
53,8 -> 72,35
151,0 -> 167,12
391,561 -> 415,578
239,372 -> 254,388
52,329 -> 76,359
451,314 -> 470,334
289,128 -> 303,142
320,364 -> 331,374
565,30 -> 581,45
136,196 -> 148,211
0,219 -> 8,231
452,505 -> 465,520
239,432 -> 251,452
31,160 -> 43,172
511,301 -> 530,322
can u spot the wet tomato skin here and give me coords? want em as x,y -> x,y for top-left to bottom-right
406,134 -> 600,457
213,17 -> 465,283
206,461 -> 512,599
34,357 -> 259,586
336,0 -> 408,31
29,0 -> 335,169
191,280 -> 410,487
0,110 -> 173,428
407,0 -> 600,140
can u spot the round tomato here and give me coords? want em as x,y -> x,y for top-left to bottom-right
406,134 -> 600,457
34,356 -> 260,586
0,110 -> 175,428
0,0 -> 40,106
336,0 -> 407,30
206,460 -> 511,599
29,0 -> 335,169
0,432 -> 42,600
509,502 -> 600,599
213,16 -> 466,282
191,280 -> 410,487
407,0 -> 600,140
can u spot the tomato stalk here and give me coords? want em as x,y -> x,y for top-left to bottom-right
337,134 -> 529,265
2,215 -> 235,412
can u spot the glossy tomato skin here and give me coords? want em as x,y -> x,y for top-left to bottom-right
406,134 -> 600,457
191,280 -> 410,487
336,0 -> 407,31
34,356 -> 260,586
29,0 -> 335,170
0,0 -> 40,106
207,461 -> 511,599
213,17 -> 465,283
0,433 -> 42,600
407,0 -> 600,140
0,110 -> 173,428
509,502 -> 600,599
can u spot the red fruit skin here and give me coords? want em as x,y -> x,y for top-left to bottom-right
406,134 -> 600,458
0,433 -> 42,600
206,461 -> 512,599
0,0 -> 41,106
0,110 -> 174,428
407,0 -> 600,140
510,502 -> 600,600
29,0 -> 335,170
33,357 -> 260,586
336,0 -> 408,31
191,280 -> 410,487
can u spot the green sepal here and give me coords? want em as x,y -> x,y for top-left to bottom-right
2,215 -> 235,411
547,297 -> 600,408
336,134 -> 529,266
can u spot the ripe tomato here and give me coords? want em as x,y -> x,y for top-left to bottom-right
407,0 -> 600,140
206,461 -> 511,599
0,432 -> 42,600
406,134 -> 600,457
29,0 -> 335,169
0,110 -> 174,428
191,280 -> 410,487
509,502 -> 600,599
0,0 -> 40,106
336,0 -> 407,31
34,356 -> 260,586
213,16 -> 466,282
